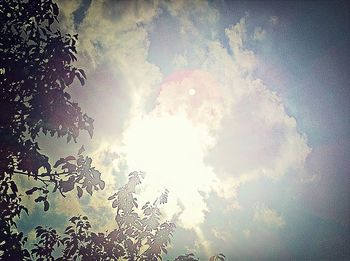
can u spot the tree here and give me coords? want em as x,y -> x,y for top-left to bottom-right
31,172 -> 176,260
0,0 -> 103,258
30,172 -> 225,260
0,0 -> 225,260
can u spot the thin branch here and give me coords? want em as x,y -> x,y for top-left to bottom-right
12,170 -> 77,177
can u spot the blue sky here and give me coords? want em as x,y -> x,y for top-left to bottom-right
18,0 -> 350,259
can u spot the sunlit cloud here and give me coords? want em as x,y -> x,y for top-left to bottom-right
54,0 -> 312,257
253,204 -> 286,228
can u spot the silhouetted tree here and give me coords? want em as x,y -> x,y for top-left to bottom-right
0,0 -> 225,260
30,172 -> 175,260
30,172 -> 225,261
0,0 -> 102,259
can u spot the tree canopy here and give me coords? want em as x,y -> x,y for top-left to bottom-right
0,0 -> 224,260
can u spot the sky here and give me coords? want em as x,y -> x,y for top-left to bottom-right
18,0 -> 350,259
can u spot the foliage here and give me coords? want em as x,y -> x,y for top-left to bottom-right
30,172 -> 225,261
31,172 -> 175,260
0,0 -> 101,258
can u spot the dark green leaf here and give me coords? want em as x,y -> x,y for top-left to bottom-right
77,186 -> 83,198
44,201 -> 49,211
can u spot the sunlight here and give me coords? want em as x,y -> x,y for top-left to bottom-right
124,113 -> 216,228
189,88 -> 196,96
122,69 -> 224,229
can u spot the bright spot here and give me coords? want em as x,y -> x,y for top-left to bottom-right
189,88 -> 196,96
123,70 -> 223,229
124,114 -> 216,228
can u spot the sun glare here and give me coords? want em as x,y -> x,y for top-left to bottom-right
124,114 -> 216,228
189,88 -> 196,96
123,69 -> 223,228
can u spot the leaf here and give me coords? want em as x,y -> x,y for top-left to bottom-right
52,3 -> 59,16
76,73 -> 85,86
10,182 -> 18,193
62,162 -> 77,172
78,69 -> 86,79
60,176 -> 75,193
87,124 -> 93,138
35,196 -> 46,203
54,158 -> 65,168
77,186 -> 83,198
99,180 -> 105,190
108,194 -> 116,200
86,184 -> 93,195
78,145 -> 85,155
26,187 -> 39,195
23,207 -> 29,216
44,201 -> 49,211
112,199 -> 118,208
69,216 -> 79,223
65,156 -> 76,161
63,92 -> 71,99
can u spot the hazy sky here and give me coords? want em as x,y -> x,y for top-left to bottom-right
18,0 -> 350,259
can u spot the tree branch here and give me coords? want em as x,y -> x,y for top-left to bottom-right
12,170 -> 77,177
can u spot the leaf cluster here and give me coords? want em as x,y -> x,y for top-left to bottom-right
0,0 -> 96,257
29,172 -> 225,261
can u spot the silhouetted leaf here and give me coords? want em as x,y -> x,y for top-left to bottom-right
64,155 -> 75,161
44,201 -> 49,211
26,187 -> 39,195
99,180 -> 105,190
60,176 -> 75,193
78,69 -> 86,79
77,186 -> 83,198
78,145 -> 85,155
35,196 -> 46,203
10,181 -> 18,193
54,158 -> 65,168
77,73 -> 85,86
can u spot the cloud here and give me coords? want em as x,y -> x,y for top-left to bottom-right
54,193 -> 85,217
54,1 -> 311,257
270,16 -> 279,25
253,26 -> 266,41
253,204 -> 285,228
57,0 -> 81,32
225,17 -> 257,72
58,0 -> 163,126
243,228 -> 251,238
212,228 -> 231,241
166,0 -> 219,38
172,54 -> 188,69
202,19 -> 310,205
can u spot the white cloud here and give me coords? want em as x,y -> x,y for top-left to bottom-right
253,26 -> 266,41
243,228 -> 251,238
173,54 -> 188,69
166,0 -> 219,38
57,0 -> 81,32
253,204 -> 286,228
225,17 -> 257,72
212,228 -> 231,241
54,193 -> 85,217
59,0 -> 163,119
200,19 -> 310,208
55,2 -> 310,255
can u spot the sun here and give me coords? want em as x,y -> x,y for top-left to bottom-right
124,115 -> 205,187
123,70 -> 223,229
189,88 -> 196,96
124,114 -> 215,228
